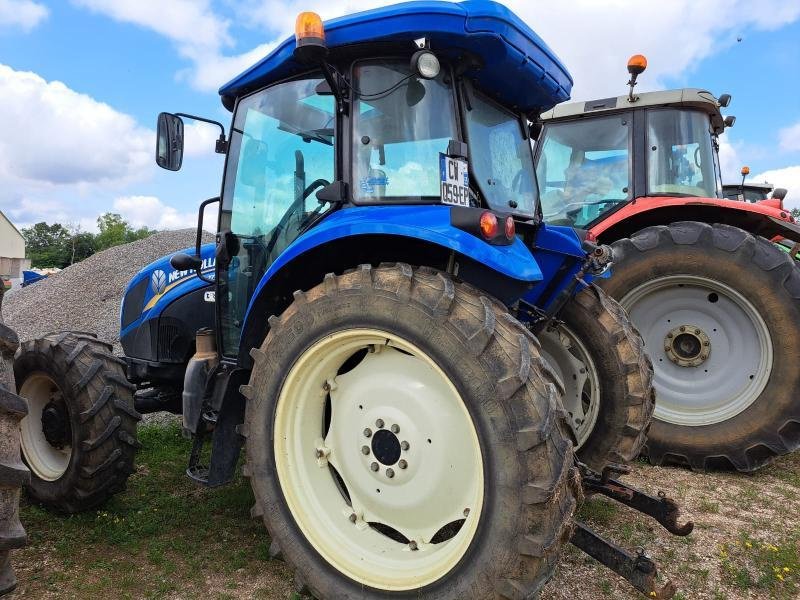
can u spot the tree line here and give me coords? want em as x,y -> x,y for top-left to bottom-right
21,213 -> 154,269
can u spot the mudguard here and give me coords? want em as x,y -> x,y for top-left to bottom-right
242,205 -> 542,333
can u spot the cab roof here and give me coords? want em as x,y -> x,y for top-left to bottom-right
219,0 -> 572,114
541,88 -> 726,133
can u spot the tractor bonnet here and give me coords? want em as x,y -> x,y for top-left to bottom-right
218,0 -> 572,115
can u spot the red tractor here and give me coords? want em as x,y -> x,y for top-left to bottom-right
534,55 -> 800,472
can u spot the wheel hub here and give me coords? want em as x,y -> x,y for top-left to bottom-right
369,427 -> 403,467
41,399 -> 70,449
664,325 -> 710,367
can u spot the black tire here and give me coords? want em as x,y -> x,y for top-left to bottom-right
242,264 -> 581,599
543,285 -> 654,472
601,222 -> 800,472
14,332 -> 141,512
0,317 -> 29,596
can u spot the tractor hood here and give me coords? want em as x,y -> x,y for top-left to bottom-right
218,0 -> 572,115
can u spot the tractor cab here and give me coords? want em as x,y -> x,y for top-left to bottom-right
536,57 -> 730,229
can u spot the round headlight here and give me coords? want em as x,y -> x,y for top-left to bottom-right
413,51 -> 441,79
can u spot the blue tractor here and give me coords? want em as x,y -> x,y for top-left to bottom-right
14,3 -> 692,597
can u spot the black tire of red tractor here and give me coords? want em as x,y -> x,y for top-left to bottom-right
556,285 -> 654,472
601,222 -> 800,472
0,320 -> 29,596
242,264 -> 581,600
14,332 -> 141,513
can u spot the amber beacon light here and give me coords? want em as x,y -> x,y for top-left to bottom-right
294,12 -> 327,62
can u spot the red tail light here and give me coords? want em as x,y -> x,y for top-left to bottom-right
504,216 -> 515,240
479,211 -> 499,239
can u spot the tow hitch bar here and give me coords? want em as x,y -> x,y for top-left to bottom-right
570,464 -> 694,599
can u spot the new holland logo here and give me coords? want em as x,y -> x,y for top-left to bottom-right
151,269 -> 167,295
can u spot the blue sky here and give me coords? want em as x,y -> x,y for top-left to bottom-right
1,0 -> 799,233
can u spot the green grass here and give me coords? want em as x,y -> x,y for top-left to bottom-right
16,423 -> 292,599
718,529 -> 800,599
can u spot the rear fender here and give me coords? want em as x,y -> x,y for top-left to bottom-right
593,197 -> 800,243
237,205 -> 542,365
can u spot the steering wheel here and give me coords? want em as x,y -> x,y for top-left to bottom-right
694,147 -> 702,168
264,178 -> 331,256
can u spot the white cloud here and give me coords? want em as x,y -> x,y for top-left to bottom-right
185,42 -> 276,93
0,0 -> 48,31
779,121 -> 800,153
113,195 -> 196,230
0,64 -> 152,186
0,63 -> 158,232
750,166 -> 800,210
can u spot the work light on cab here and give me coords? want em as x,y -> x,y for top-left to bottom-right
479,211 -> 499,239
411,50 -> 441,79
294,11 -> 327,62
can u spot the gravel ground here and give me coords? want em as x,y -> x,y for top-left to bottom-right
3,230 -> 211,352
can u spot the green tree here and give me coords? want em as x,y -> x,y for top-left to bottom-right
95,213 -> 130,250
95,213 -> 154,250
21,222 -> 71,268
791,207 -> 800,221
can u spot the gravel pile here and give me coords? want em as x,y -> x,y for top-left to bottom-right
4,229 -> 212,352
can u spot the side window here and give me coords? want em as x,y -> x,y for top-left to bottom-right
351,61 -> 457,201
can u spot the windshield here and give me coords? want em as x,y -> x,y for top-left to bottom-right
218,76 -> 335,355
463,85 -> 537,216
352,60 -> 457,201
647,109 -> 718,198
536,115 -> 631,227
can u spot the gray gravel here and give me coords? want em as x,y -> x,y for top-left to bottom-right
4,229 -> 212,353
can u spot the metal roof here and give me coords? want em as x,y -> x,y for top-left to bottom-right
541,88 -> 726,132
219,0 -> 572,114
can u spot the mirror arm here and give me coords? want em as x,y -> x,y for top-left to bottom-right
194,197 -> 221,284
174,113 -> 229,154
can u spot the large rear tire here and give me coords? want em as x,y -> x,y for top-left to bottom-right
539,285 -> 654,472
242,264 -> 580,599
0,307 -> 29,595
14,332 -> 141,512
602,222 -> 800,472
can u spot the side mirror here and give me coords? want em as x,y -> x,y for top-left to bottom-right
156,112 -> 184,171
170,253 -> 202,271
718,93 -> 732,107
772,188 -> 788,201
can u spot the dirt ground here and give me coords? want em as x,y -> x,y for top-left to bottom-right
8,424 -> 800,600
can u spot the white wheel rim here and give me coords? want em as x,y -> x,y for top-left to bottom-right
539,324 -> 601,447
273,329 -> 484,591
19,373 -> 71,481
620,275 -> 773,426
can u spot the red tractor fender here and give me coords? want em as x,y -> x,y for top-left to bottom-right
589,196 -> 800,245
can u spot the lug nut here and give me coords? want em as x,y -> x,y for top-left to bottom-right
409,541 -> 418,551
363,428 -> 372,438
386,468 -> 395,478
667,332 -> 674,338
349,513 -> 357,523
376,419 -> 384,428
664,346 -> 671,352
315,449 -> 324,458
401,441 -> 410,451
679,326 -> 686,332
695,329 -> 701,335
701,354 -> 708,360
704,341 -> 710,346
463,508 -> 470,517
361,446 -> 370,455
370,462 -> 379,471
398,459 -> 407,469
391,424 -> 400,434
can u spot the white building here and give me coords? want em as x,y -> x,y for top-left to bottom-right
0,211 -> 30,279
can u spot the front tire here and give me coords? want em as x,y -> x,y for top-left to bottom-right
602,222 -> 800,472
243,264 -> 580,599
14,332 -> 141,512
539,285 -> 654,472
